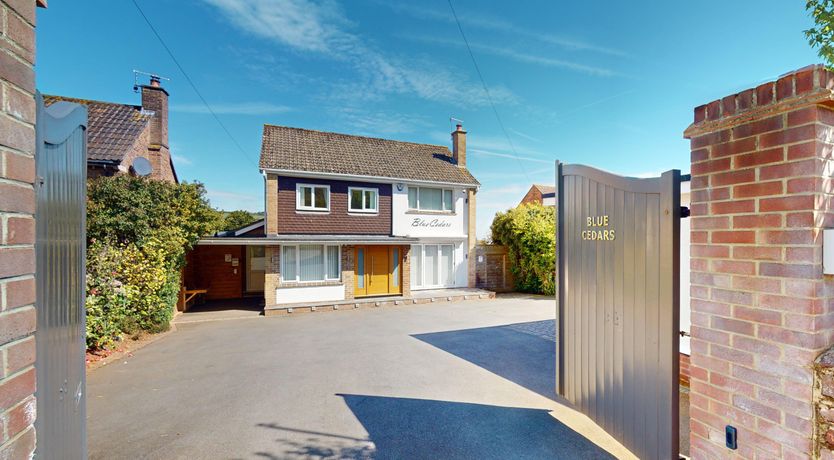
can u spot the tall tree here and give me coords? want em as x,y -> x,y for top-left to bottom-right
806,1 -> 834,66
221,210 -> 260,232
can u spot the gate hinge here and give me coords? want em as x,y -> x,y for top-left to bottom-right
680,206 -> 690,218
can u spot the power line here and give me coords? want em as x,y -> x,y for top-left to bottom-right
130,0 -> 259,169
446,0 -> 531,182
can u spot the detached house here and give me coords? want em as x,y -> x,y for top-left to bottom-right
519,184 -> 555,206
44,75 -> 177,182
186,124 -> 480,312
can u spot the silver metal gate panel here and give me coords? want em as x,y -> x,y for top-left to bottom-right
555,163 -> 680,460
34,94 -> 88,459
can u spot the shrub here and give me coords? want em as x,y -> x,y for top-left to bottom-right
490,203 -> 556,295
220,210 -> 260,232
85,176 -> 219,350
87,175 -> 221,268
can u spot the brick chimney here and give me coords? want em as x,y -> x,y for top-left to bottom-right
139,75 -> 176,181
452,123 -> 466,167
141,75 -> 168,149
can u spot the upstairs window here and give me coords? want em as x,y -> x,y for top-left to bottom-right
349,187 -> 378,213
408,186 -> 454,212
296,184 -> 329,211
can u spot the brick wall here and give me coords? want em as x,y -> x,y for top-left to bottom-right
264,245 -> 280,306
0,0 -> 37,457
467,190 -> 476,288
275,176 -> 392,235
684,64 -> 834,458
519,185 -> 543,205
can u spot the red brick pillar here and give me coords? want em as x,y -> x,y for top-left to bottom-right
0,1 -> 39,457
684,65 -> 834,458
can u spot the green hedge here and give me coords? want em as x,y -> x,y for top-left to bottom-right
85,176 -> 219,350
490,203 -> 556,295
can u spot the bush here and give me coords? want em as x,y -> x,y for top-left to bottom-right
87,175 -> 221,268
85,176 -> 219,350
490,203 -> 556,295
220,210 -> 260,232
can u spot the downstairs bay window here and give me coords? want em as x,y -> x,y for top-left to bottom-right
281,244 -> 341,283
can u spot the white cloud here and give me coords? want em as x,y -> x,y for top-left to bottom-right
405,35 -> 618,77
171,102 -> 292,115
202,0 -> 350,53
379,2 -> 628,58
171,153 -> 192,166
202,0 -> 514,107
469,149 -> 552,165
330,107 -> 431,136
207,189 -> 263,212
508,128 -> 541,143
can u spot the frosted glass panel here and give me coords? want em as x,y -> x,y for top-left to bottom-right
411,245 -> 422,287
282,246 -> 297,281
443,190 -> 453,211
326,246 -> 340,279
425,245 -> 438,285
357,248 -> 365,288
440,245 -> 453,285
392,248 -> 400,287
299,245 -> 324,281
408,187 -> 418,209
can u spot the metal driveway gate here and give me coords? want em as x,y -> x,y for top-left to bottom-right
34,94 -> 88,458
555,162 -> 680,460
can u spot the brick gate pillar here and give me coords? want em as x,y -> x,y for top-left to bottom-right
684,65 -> 834,458
0,1 -> 40,457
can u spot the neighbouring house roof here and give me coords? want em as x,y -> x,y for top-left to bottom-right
260,125 -> 480,186
532,184 -> 555,194
43,95 -> 151,164
214,219 -> 265,237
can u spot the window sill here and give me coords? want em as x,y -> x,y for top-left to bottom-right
406,210 -> 456,216
278,280 -> 343,289
348,211 -> 380,216
295,209 -> 330,215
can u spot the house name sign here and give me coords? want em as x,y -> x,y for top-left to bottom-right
582,215 -> 616,241
411,217 -> 452,229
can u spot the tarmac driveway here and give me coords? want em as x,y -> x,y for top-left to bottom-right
87,295 -> 632,459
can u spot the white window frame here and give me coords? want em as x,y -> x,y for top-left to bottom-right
348,186 -> 379,214
296,183 -> 330,212
408,186 -> 455,212
281,244 -> 341,283
411,244 -> 456,288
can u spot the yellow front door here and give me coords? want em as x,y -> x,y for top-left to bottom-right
367,246 -> 390,296
354,246 -> 402,297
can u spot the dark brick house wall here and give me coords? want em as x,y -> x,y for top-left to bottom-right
276,176 -> 391,234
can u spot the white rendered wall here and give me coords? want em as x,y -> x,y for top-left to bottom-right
275,284 -> 345,304
391,185 -> 468,238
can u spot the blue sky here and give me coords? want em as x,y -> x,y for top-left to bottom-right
37,1 -> 818,238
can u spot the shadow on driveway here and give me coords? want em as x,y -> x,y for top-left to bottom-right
254,395 -> 614,460
413,320 -> 558,401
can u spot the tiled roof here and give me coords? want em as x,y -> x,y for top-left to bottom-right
533,184 -> 555,194
260,125 -> 480,186
44,95 -> 150,163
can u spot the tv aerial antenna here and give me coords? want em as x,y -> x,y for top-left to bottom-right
132,69 -> 170,92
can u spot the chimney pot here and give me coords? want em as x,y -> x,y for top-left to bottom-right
150,75 -> 161,87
